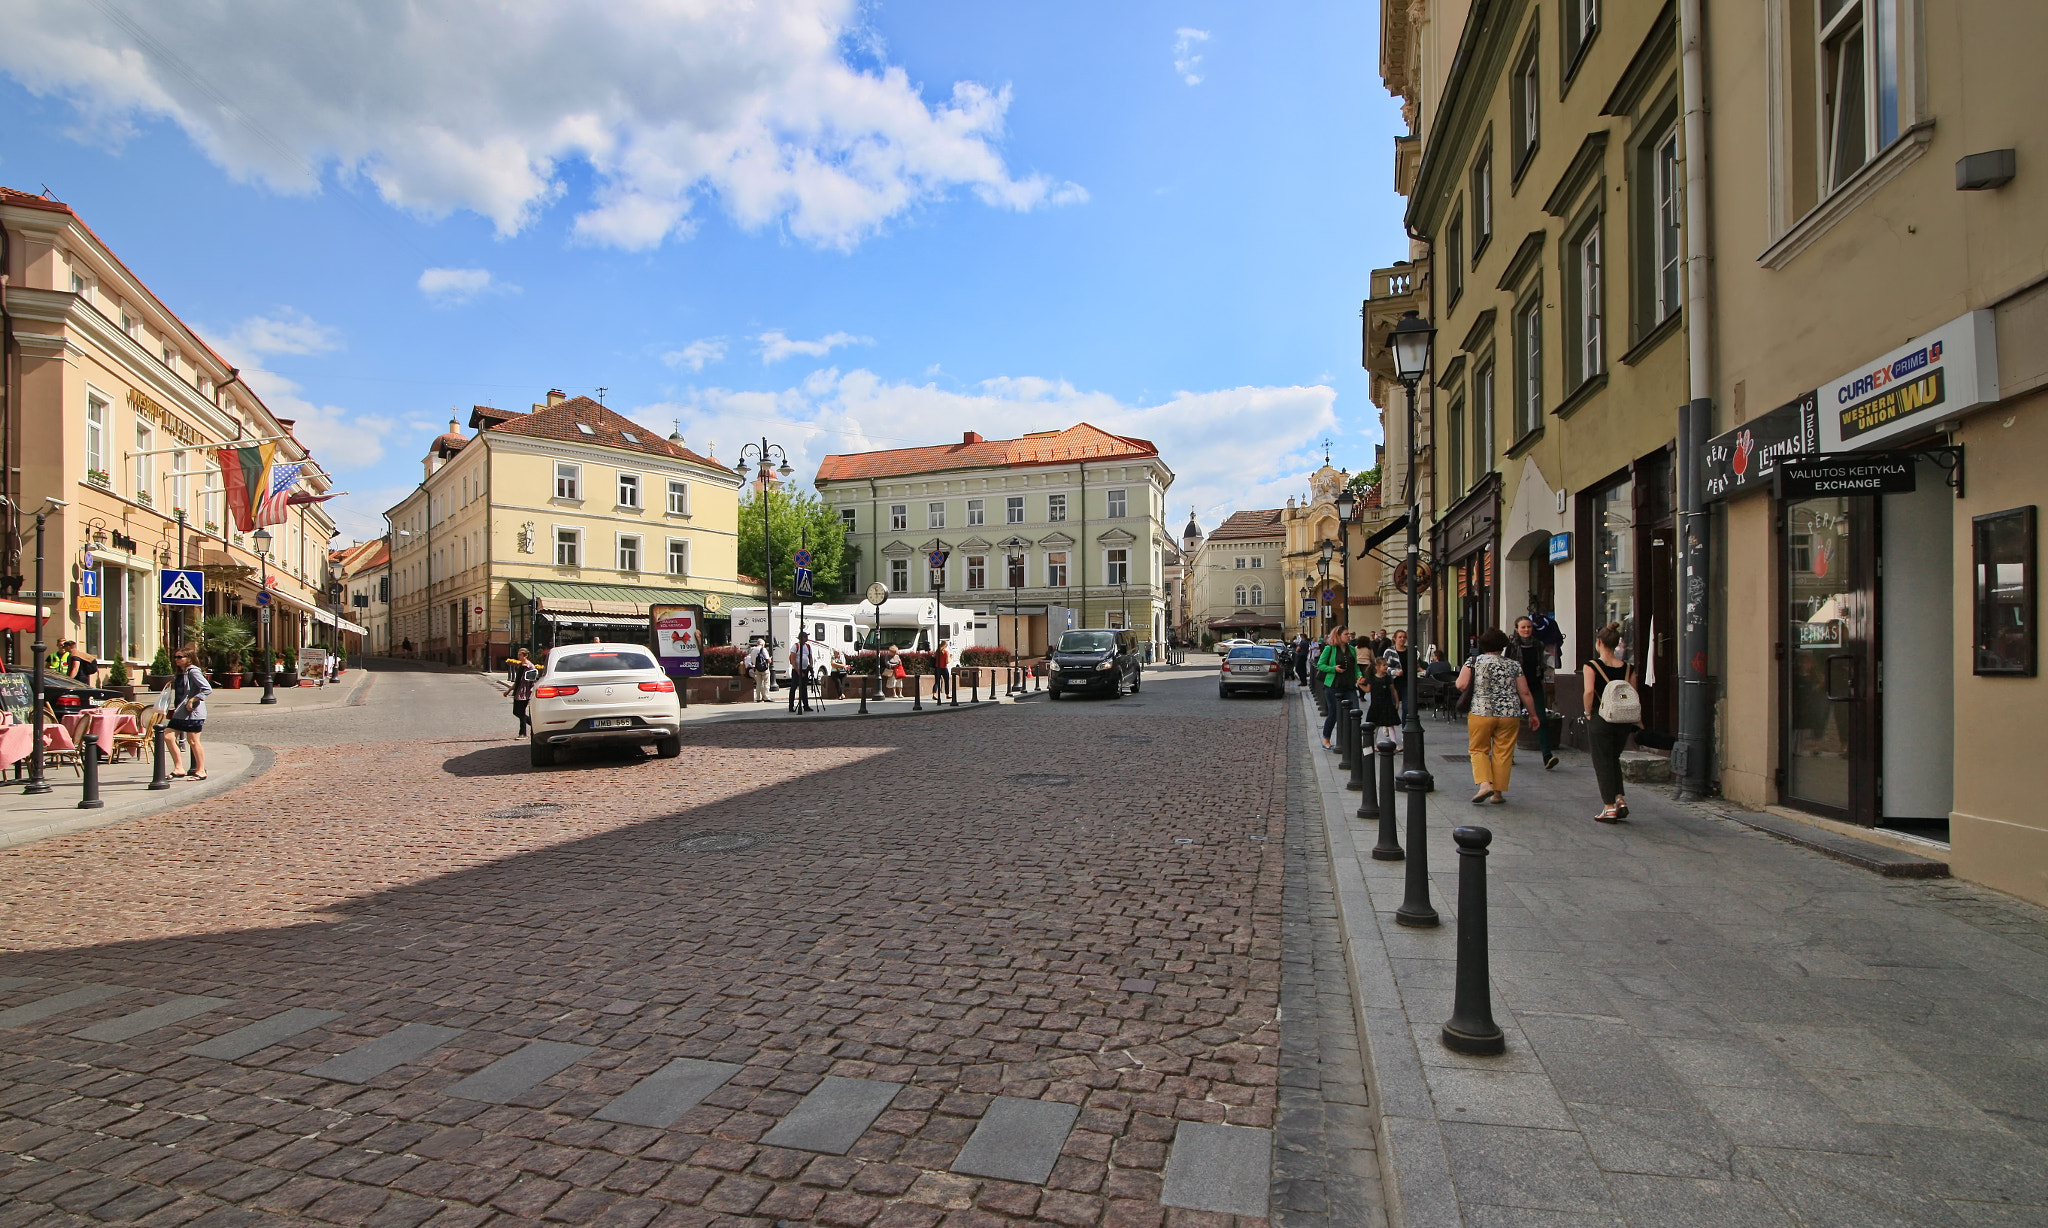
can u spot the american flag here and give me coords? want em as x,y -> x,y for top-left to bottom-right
255,462 -> 307,527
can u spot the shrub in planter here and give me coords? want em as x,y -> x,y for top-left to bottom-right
699,645 -> 746,677
106,660 -> 130,687
961,646 -> 1014,668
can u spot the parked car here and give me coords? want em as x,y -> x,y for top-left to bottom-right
528,643 -> 682,766
1046,628 -> 1142,699
1218,643 -> 1285,699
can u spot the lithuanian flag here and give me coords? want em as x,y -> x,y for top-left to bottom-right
216,442 -> 275,533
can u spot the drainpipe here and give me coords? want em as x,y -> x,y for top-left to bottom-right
1673,0 -> 1716,800
1077,461 -> 1086,628
0,222 -> 15,638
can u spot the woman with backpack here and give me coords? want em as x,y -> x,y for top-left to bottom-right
1583,622 -> 1641,822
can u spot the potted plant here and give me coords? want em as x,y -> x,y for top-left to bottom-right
196,614 -> 255,688
146,645 -> 173,690
105,659 -> 136,699
86,468 -> 111,488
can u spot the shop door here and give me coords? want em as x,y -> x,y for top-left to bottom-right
1783,495 -> 1878,824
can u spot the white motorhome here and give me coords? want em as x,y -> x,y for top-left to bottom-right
729,605 -> 862,678
847,598 -> 981,652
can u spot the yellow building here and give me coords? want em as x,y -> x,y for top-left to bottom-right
385,392 -> 754,666
1,186 -> 340,675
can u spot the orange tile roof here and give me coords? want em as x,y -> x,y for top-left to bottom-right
482,396 -> 727,470
814,422 -> 1158,483
1205,509 -> 1286,542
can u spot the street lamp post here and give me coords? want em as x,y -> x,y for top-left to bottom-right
1335,486 -> 1357,636
1389,309 -> 1439,927
1000,536 -> 1028,692
1317,542 -> 1334,632
252,527 -> 276,704
1299,585 -> 1310,635
737,439 -> 796,669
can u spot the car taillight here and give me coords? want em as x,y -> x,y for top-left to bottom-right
639,680 -> 674,692
535,685 -> 578,698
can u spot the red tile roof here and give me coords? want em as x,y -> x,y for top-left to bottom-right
815,422 -> 1158,483
1205,509 -> 1286,542
481,396 -> 727,470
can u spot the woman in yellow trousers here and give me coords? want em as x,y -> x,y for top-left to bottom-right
1457,627 -> 1543,804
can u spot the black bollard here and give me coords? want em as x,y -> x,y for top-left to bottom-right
971,671 -> 980,703
913,671 -> 924,711
1394,769 -> 1440,926
951,670 -> 960,707
77,737 -> 104,809
1338,697 -> 1359,770
149,721 -> 172,790
859,672 -> 870,715
1346,706 -> 1368,792
1369,733 -> 1401,857
1356,727 -> 1379,819
1441,826 -> 1505,1054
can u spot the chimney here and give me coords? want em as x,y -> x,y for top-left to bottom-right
963,431 -> 983,444
547,389 -> 566,406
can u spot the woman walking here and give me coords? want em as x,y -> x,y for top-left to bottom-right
1583,623 -> 1639,822
1458,627 -> 1541,804
880,644 -> 904,698
1316,627 -> 1359,749
504,664 -> 538,737
1511,615 -> 1560,770
165,646 -> 212,780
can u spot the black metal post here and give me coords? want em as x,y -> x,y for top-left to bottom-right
1337,689 -> 1358,770
1441,825 -> 1504,1054
1399,375 -> 1433,797
1674,399 -> 1712,800
951,668 -> 959,707
149,719 -> 171,789
1346,705 -> 1368,792
913,663 -> 923,711
259,559 -> 276,705
76,736 -> 102,809
25,509 -> 49,795
1357,724 -> 1380,819
1370,733 -> 1402,857
1394,767 -> 1439,927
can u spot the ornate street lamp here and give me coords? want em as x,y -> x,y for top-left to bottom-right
737,439 -> 796,662
252,527 -> 276,705
1388,308 -> 1439,927
1335,485 -> 1357,635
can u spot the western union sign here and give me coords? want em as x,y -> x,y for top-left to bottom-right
1840,368 -> 1944,443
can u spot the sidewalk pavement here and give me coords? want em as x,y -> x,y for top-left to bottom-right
0,739 -> 264,851
1300,689 -> 2048,1228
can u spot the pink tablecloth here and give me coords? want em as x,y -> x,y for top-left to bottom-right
0,721 -> 76,771
61,710 -> 137,757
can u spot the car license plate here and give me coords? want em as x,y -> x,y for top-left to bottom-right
592,717 -> 632,729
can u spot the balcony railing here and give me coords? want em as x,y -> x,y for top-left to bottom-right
1361,258 -> 1429,380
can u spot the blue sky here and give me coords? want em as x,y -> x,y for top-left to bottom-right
0,0 -> 1408,542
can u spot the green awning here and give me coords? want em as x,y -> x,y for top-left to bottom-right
505,578 -> 747,616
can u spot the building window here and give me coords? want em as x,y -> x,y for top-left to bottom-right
1822,0 -> 1897,192
1006,496 -> 1025,524
120,312 -> 137,338
927,501 -> 946,529
1653,127 -> 1682,325
667,479 -> 690,516
1447,392 -> 1468,496
890,503 -> 908,531
1235,557 -> 1247,569
1446,209 -> 1465,304
1472,141 -> 1493,254
171,449 -> 188,515
1250,556 -> 1264,569
1235,585 -> 1248,606
1047,492 -> 1066,522
1047,551 -> 1069,587
1107,489 -> 1128,518
555,463 -> 581,500
161,347 -> 177,375
85,393 -> 107,479
966,555 -> 987,589
1570,222 -> 1603,385
889,558 -> 910,591
133,423 -> 153,502
1591,473 -> 1635,642
1106,548 -> 1129,584
667,539 -> 689,576
1514,294 -> 1543,437
1007,553 -> 1027,587
618,472 -> 641,508
1473,358 -> 1497,479
967,497 -> 985,526
840,506 -> 858,532
1563,0 -> 1599,77
555,527 -> 581,567
1251,584 -> 1265,605
1511,35 -> 1540,176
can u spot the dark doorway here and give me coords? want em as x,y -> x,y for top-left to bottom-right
1782,494 -> 1879,825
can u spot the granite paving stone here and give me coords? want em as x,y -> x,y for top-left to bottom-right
183,1009 -> 345,1061
70,996 -> 233,1044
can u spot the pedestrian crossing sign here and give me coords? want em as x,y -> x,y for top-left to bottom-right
159,568 -> 205,607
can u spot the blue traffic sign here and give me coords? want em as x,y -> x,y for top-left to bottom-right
78,569 -> 99,598
793,567 -> 815,598
256,591 -> 272,607
159,569 -> 205,606
793,548 -> 813,568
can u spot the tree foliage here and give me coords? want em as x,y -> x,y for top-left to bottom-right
738,485 -> 856,602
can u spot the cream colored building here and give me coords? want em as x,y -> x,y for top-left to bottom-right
1,186 -> 340,673
1189,509 -> 1287,642
385,392 -> 753,666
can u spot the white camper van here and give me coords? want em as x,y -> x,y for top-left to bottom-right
728,605 -> 862,679
848,598 -> 981,652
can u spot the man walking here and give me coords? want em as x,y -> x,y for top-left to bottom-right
745,637 -> 773,703
787,632 -> 817,714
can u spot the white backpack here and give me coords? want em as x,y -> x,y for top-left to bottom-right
1597,674 -> 1642,724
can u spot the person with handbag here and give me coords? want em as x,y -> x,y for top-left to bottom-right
933,638 -> 955,701
1582,622 -> 1641,822
1458,628 -> 1542,804
163,645 -> 212,780
1315,627 -> 1358,749
881,644 -> 904,698
743,637 -> 773,703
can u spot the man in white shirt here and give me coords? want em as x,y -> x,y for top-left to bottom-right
745,637 -> 773,702
787,633 -> 818,713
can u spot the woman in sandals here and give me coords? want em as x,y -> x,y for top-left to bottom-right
1458,628 -> 1541,805
1583,623 -> 1638,822
165,645 -> 212,780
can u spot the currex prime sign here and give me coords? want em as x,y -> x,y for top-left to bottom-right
1819,310 -> 1999,451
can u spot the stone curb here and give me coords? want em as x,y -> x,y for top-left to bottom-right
0,742 -> 274,852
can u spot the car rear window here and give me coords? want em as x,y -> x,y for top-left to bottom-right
553,649 -> 658,672
1228,645 -> 1277,659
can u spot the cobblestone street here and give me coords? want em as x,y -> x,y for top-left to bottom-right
0,663 -> 1369,1228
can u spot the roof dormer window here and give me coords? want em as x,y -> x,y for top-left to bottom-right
576,423 -> 595,436
620,431 -> 639,443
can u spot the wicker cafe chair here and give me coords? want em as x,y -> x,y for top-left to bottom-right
36,703 -> 84,775
110,705 -> 162,764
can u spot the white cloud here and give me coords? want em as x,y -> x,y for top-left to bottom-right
758,330 -> 873,363
210,312 -> 396,502
416,266 -> 509,305
0,0 -> 1084,250
1173,28 -> 1210,85
628,368 -> 1342,525
663,338 -> 728,372
225,306 -> 340,356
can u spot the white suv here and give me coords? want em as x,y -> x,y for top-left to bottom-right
529,643 -> 682,767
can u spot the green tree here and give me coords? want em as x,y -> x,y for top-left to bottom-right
738,486 -> 857,601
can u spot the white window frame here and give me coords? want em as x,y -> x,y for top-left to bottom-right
554,526 -> 582,567
555,463 -> 582,501
1515,294 -> 1543,437
85,391 -> 107,479
1473,357 -> 1497,479
1820,0 -> 1897,193
1576,224 -> 1603,383
1047,493 -> 1067,522
1047,551 -> 1069,587
1105,548 -> 1130,585
1107,489 -> 1128,518
927,501 -> 946,529
171,449 -> 188,516
1251,556 -> 1265,569
1654,129 -> 1682,322
617,534 -> 641,572
840,506 -> 858,532
667,538 -> 689,576
966,497 -> 986,526
966,555 -> 987,590
667,479 -> 690,516
1235,584 -> 1248,606
1472,141 -> 1493,251
133,423 -> 153,503
617,471 -> 641,509
1006,553 -> 1027,588
1234,557 -> 1246,569
890,503 -> 908,531
889,558 -> 910,592
1250,584 -> 1263,606
1006,496 -> 1025,524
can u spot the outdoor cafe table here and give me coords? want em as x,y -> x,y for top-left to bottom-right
60,709 -> 136,758
0,718 -> 75,771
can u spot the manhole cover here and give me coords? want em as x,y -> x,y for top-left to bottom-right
672,831 -> 764,854
487,803 -> 567,818
1006,773 -> 1076,787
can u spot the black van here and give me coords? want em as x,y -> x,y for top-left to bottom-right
1046,628 -> 1141,699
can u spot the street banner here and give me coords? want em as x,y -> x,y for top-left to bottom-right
159,569 -> 205,606
651,605 -> 703,675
